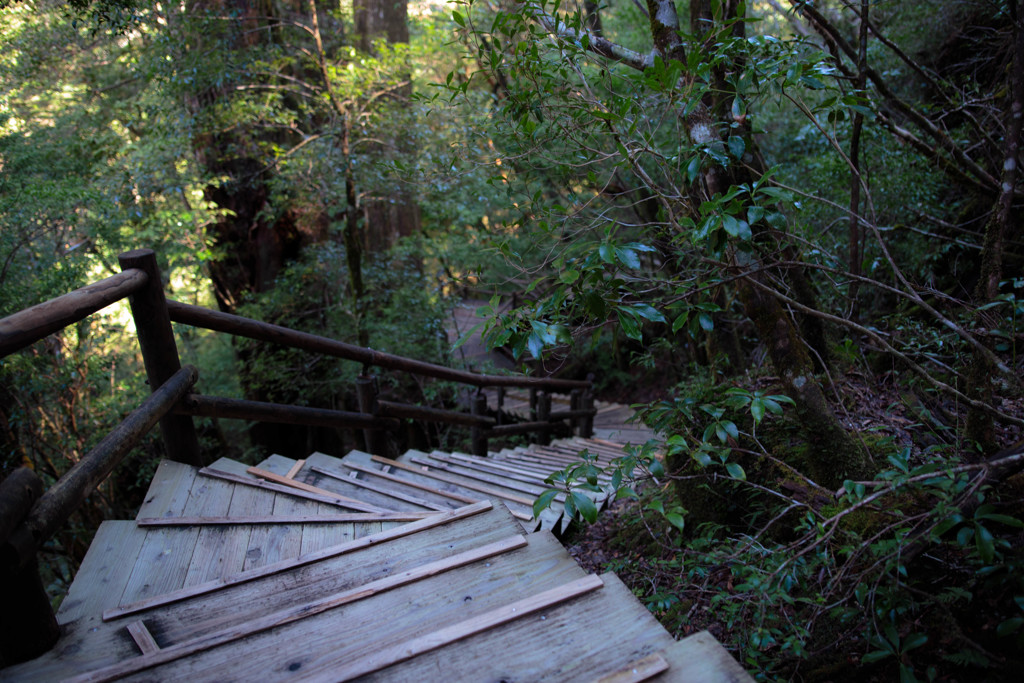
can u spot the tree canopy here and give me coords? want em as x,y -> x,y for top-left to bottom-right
2,0 -> 1024,679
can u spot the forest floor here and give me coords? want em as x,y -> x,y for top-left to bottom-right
563,365 -> 1024,681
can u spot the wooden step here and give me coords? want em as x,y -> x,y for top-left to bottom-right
11,509 -> 581,680
347,573 -> 681,682
296,452 -> 438,513
657,630 -> 754,682
4,501 -> 512,680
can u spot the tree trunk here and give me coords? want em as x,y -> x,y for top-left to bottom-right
965,0 -> 1024,455
353,0 -> 420,256
665,0 -> 871,486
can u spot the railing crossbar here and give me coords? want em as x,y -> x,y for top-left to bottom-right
0,269 -> 148,358
166,300 -> 590,392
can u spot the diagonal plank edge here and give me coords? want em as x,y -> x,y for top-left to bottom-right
339,459 -> 480,505
70,534 -> 530,683
135,512 -> 438,526
303,573 -> 607,683
245,466 -> 394,513
309,464 -> 450,511
198,466 -> 388,513
103,500 -> 493,621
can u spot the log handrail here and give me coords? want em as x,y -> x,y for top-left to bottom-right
165,299 -> 591,392
376,399 -> 497,428
0,269 -> 148,358
3,365 -> 199,569
176,395 -> 402,431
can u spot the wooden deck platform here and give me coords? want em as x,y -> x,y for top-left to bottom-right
2,436 -> 751,682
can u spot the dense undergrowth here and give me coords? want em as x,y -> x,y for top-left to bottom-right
553,359 -> 1024,681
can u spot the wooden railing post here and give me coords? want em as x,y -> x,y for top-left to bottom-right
537,391 -> 552,446
0,468 -> 57,666
581,373 -> 596,438
471,392 -> 489,456
357,374 -> 386,456
570,389 -> 582,435
581,390 -> 595,438
118,249 -> 202,467
529,387 -> 538,421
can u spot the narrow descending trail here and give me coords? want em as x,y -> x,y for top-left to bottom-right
447,299 -> 661,446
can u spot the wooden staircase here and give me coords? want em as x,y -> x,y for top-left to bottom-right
1,437 -> 752,682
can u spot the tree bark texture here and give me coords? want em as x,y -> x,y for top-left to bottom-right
965,1 -> 1024,454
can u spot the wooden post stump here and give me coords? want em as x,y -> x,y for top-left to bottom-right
0,468 -> 58,666
570,389 -> 582,435
537,391 -> 552,446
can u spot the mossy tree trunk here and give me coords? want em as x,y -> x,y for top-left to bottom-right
657,0 -> 873,489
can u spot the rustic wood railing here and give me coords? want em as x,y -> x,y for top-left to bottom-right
0,247 -> 594,664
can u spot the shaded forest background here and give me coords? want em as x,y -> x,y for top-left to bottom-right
2,0 -> 1023,680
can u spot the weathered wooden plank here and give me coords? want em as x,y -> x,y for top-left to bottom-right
94,527 -> 584,682
2,503 -> 521,681
126,621 -> 159,655
258,486 -> 326,568
203,468 -> 270,581
414,454 -> 546,496
338,459 -> 479,505
246,466 -> 394,514
355,573 -> 677,683
255,454 -> 299,477
467,452 -> 567,479
659,631 -> 755,682
142,505 -> 530,648
593,653 -> 669,683
199,467 -> 387,513
119,463 -> 205,605
432,452 -> 553,488
56,521 -> 147,624
117,526 -> 201,607
204,457 -> 250,476
180,471 -> 237,587
309,465 -> 447,511
285,459 -> 306,480
103,501 -> 493,620
137,513 -> 434,526
354,520 -> 382,539
373,456 -> 535,508
299,453 -> 437,512
301,574 -> 606,682
300,505 -> 355,556
67,536 -> 530,683
135,460 -> 197,520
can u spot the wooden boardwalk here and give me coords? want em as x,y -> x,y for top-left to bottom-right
3,438 -> 749,681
